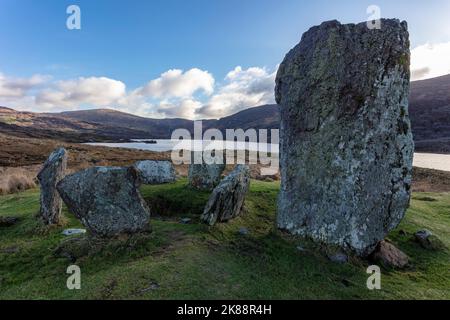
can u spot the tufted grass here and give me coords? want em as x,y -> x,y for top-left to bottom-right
0,179 -> 449,300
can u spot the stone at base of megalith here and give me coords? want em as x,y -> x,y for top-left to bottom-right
275,19 -> 414,256
37,147 -> 68,225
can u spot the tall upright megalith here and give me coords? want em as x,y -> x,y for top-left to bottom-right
37,147 -> 68,225
275,19 -> 414,256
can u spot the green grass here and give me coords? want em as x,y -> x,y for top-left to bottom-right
0,179 -> 449,300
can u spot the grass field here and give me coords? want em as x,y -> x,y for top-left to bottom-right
0,179 -> 449,299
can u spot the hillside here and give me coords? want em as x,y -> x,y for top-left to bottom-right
409,74 -> 450,153
1,74 -> 450,152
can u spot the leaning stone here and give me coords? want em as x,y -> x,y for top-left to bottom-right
37,147 -> 67,225
134,160 -> 176,184
275,19 -> 414,256
57,166 -> 150,238
371,240 -> 409,269
201,165 -> 250,225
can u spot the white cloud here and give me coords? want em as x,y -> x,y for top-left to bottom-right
0,73 -> 48,98
411,42 -> 450,81
157,98 -> 202,119
1,66 -> 276,119
137,68 -> 214,98
197,66 -> 276,119
36,77 -> 126,109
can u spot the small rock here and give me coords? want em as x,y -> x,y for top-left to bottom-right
0,216 -> 19,227
371,240 -> 409,268
134,160 -> 176,185
140,281 -> 160,293
327,252 -> 348,264
414,230 -> 443,250
62,228 -> 87,236
238,227 -> 249,235
180,218 -> 191,224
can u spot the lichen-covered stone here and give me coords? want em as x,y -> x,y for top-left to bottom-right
201,165 -> 250,225
37,147 -> 67,224
57,166 -> 150,238
275,19 -> 414,256
134,160 -> 176,184
188,153 -> 225,190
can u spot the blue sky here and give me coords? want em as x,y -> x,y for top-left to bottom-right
1,0 -> 450,118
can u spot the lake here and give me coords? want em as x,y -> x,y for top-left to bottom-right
86,140 -> 450,172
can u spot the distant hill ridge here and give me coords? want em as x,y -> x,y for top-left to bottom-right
1,74 -> 450,152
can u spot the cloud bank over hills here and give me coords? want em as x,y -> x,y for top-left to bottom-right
0,66 -> 277,120
0,41 -> 448,119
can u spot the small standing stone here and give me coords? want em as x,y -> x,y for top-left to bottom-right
37,147 -> 67,225
188,152 -> 225,190
201,165 -> 250,226
134,160 -> 176,184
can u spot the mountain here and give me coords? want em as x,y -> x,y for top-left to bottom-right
409,74 -> 450,153
56,108 -> 196,139
1,74 -> 450,152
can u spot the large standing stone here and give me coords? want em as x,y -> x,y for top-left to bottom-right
57,166 -> 150,238
201,165 -> 250,225
134,160 -> 176,184
37,147 -> 67,225
275,19 -> 414,256
188,153 -> 225,190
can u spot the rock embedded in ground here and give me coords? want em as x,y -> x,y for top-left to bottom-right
238,227 -> 249,235
57,166 -> 151,238
327,252 -> 348,264
37,147 -> 68,225
134,160 -> 176,184
414,229 -> 444,250
0,216 -> 20,227
275,19 -> 414,256
371,240 -> 409,268
180,218 -> 192,224
201,165 -> 251,226
188,153 -> 225,190
62,229 -> 87,236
